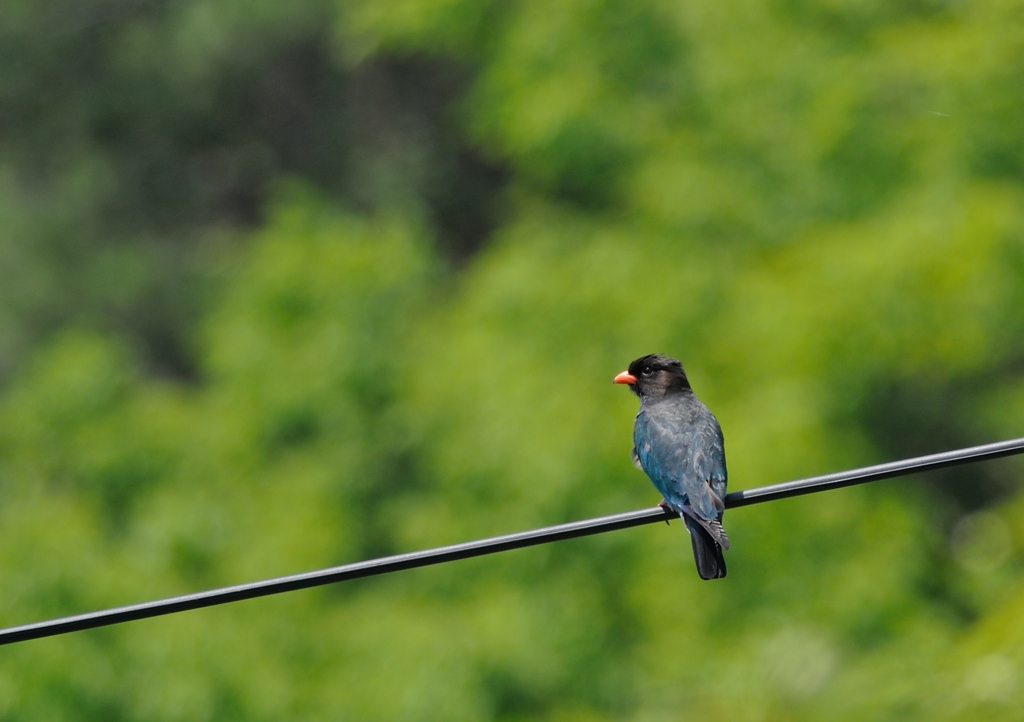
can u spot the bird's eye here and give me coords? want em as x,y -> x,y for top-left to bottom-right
642,366 -> 653,376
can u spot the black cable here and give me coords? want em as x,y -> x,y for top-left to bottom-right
1,436 -> 1022,647
724,435 -> 1024,507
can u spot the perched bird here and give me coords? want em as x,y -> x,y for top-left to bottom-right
614,354 -> 729,579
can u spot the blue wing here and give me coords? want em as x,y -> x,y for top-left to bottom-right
634,408 -> 727,523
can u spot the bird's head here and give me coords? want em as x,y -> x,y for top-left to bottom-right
614,354 -> 691,400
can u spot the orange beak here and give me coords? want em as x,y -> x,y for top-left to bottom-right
613,370 -> 637,385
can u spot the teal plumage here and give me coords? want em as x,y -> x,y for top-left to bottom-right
616,354 -> 729,579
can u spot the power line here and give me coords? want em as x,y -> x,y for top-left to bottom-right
725,435 -> 1024,507
1,436 -> 1022,647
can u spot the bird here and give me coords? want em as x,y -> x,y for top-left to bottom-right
614,354 -> 729,579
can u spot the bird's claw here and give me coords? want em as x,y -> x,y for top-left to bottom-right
657,498 -> 672,524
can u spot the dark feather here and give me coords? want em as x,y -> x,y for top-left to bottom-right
680,504 -> 730,550
683,514 -> 727,580
620,353 -> 730,580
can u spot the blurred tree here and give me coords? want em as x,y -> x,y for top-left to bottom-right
0,0 -> 507,379
0,0 -> 1023,720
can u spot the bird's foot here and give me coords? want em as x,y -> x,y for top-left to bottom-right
657,499 -> 672,524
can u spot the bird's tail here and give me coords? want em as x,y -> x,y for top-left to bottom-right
682,514 -> 727,580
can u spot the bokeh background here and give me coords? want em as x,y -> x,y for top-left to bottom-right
1,0 -> 1024,718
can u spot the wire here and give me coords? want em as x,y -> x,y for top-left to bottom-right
724,435 -> 1024,507
1,436 -> 1023,647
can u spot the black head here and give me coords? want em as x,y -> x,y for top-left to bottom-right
614,354 -> 692,400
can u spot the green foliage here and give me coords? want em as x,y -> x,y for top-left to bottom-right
3,0 -> 1024,719
0,0 -> 505,378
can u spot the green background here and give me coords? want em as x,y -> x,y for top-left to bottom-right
1,0 -> 1024,718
